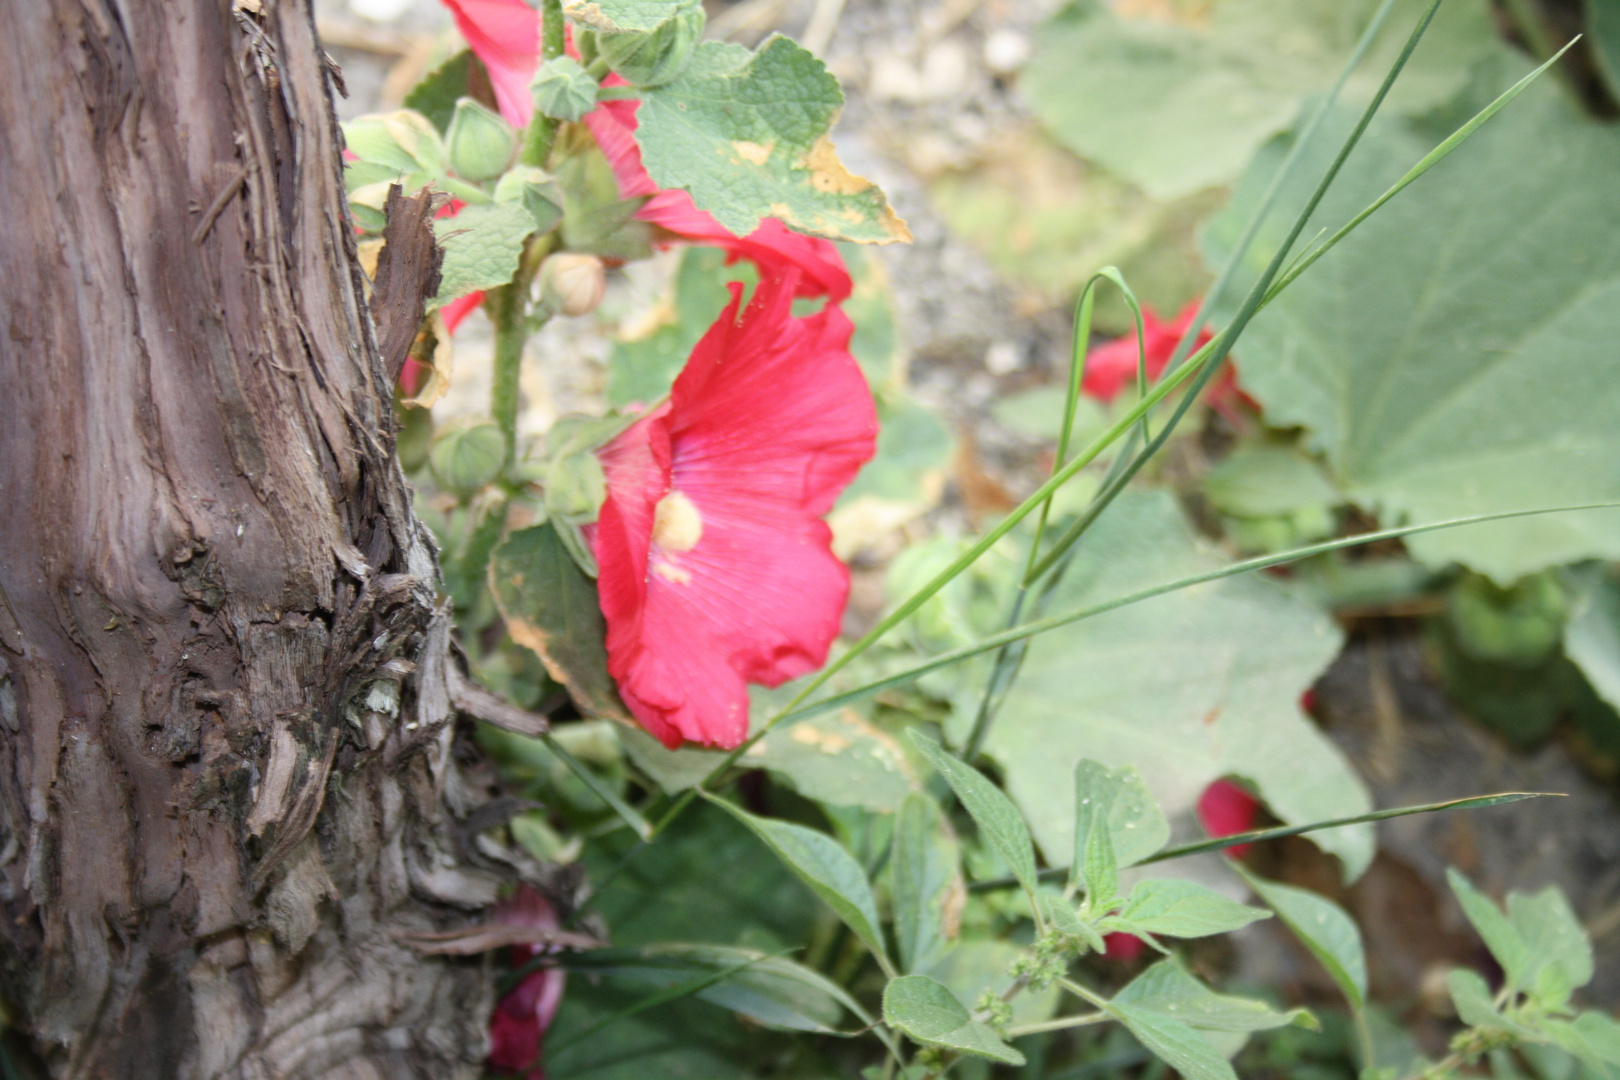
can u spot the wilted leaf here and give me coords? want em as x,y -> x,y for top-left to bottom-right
882,975 -> 1026,1065
636,38 -> 909,243
991,492 -> 1371,878
490,524 -> 631,723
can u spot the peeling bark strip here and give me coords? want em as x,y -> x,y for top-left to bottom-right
0,3 -> 529,1076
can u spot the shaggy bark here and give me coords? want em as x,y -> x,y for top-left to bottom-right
0,2 -> 532,1075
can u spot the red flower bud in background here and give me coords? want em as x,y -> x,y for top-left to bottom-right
486,887 -> 567,1079
1082,300 -> 1251,420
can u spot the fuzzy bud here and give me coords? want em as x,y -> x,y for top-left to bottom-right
445,97 -> 516,183
530,55 -> 601,122
537,253 -> 606,317
597,5 -> 704,88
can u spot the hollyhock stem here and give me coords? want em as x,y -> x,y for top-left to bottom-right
488,284 -> 527,453
519,0 -> 567,167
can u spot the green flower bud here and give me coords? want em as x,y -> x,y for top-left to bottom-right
530,55 -> 601,123
494,164 -> 566,233
536,253 -> 607,317
597,4 -> 705,88
545,452 -> 608,524
430,420 -> 508,495
445,97 -> 516,183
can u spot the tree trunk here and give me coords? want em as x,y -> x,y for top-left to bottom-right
0,2 -> 517,1075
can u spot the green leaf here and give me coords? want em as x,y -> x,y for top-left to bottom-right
562,944 -> 864,1034
1447,869 -> 1530,989
1023,0 -> 1498,199
991,492 -> 1372,878
921,939 -> 1061,1028
1110,1001 -> 1239,1080
635,37 -> 909,243
1115,960 -> 1317,1033
1586,0 -> 1620,101
891,792 -> 964,974
1203,445 -> 1341,520
1562,565 -> 1620,715
701,793 -> 892,971
1040,889 -> 1107,954
1207,82 -> 1620,582
1107,879 -> 1270,940
1447,968 -> 1538,1040
1077,807 -> 1119,910
1572,1011 -> 1620,1066
489,523 -> 632,724
432,202 -> 535,307
908,731 -> 1040,903
404,49 -> 478,134
1541,1015 -> 1620,1076
1073,759 -> 1169,872
582,800 -> 820,948
619,702 -> 919,811
1237,868 -> 1367,1009
1508,886 -> 1594,997
882,975 -> 1026,1066
563,0 -> 697,32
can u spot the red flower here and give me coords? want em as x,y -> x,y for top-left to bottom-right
587,268 -> 877,748
438,0 -> 851,302
1197,778 -> 1263,859
486,886 -> 567,1079
1082,301 -> 1248,417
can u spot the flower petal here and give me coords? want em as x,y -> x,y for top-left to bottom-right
441,0 -> 542,127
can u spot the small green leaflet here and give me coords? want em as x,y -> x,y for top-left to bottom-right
1237,868 -> 1367,1010
635,37 -> 909,244
432,202 -> 535,308
1110,1001 -> 1238,1080
1105,879 -> 1270,940
701,793 -> 892,972
909,731 -> 1039,903
882,975 -> 1025,1066
1073,759 -> 1167,901
1446,969 -> 1538,1040
891,793 -> 964,974
1115,960 -> 1317,1034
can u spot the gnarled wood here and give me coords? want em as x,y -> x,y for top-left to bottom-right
0,2 -> 518,1075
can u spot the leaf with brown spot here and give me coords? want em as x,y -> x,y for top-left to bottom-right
490,523 -> 632,724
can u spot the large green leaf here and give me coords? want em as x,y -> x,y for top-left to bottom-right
635,38 -> 909,243
891,793 -> 964,974
882,975 -> 1026,1065
1023,0 -> 1498,198
702,794 -> 891,968
432,201 -> 535,307
1115,960 -> 1315,1034
1207,82 -> 1620,581
990,492 -> 1371,877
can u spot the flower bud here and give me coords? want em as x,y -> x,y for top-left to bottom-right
342,109 -> 445,174
545,451 -> 608,525
494,164 -> 566,233
530,55 -> 600,123
536,253 -> 606,317
445,97 -> 516,183
429,419 -> 508,495
597,4 -> 705,88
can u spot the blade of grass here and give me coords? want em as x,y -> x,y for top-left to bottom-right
1264,40 -> 1578,304
968,792 -> 1559,894
774,502 -> 1620,728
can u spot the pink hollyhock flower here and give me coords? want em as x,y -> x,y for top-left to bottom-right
438,0 -> 851,302
587,268 -> 877,748
1197,778 -> 1263,859
1082,300 -> 1249,417
486,886 -> 568,1079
